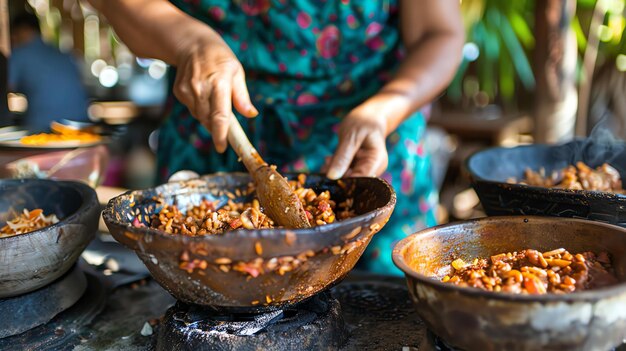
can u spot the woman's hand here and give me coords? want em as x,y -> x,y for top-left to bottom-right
173,38 -> 258,153
326,102 -> 389,179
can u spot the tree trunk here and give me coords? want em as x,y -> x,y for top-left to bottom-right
533,0 -> 578,143
0,0 -> 9,126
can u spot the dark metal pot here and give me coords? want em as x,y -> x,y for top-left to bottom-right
103,173 -> 395,313
0,179 -> 99,297
393,216 -> 626,351
466,140 -> 626,226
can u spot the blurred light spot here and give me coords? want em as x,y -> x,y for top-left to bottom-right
136,57 -> 153,68
7,93 -> 28,113
610,0 -> 625,14
617,54 -> 626,71
99,66 -> 119,88
148,60 -> 167,80
90,59 -> 107,77
598,25 -> 613,42
462,42 -> 480,62
117,63 -> 133,83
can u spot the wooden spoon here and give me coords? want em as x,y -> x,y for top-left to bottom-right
227,114 -> 311,229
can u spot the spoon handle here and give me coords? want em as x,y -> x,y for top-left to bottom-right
227,113 -> 266,172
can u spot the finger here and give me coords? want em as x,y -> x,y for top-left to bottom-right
232,69 -> 258,118
209,76 -> 233,153
173,61 -> 196,114
350,149 -> 386,177
327,132 -> 362,180
191,79 -> 210,126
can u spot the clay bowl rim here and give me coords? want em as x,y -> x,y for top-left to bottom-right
465,144 -> 626,201
0,178 -> 98,242
392,215 -> 626,303
102,172 -> 397,245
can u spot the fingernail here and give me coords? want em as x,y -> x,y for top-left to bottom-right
327,169 -> 342,180
248,106 -> 258,116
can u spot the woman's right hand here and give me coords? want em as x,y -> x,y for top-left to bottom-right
173,38 -> 258,153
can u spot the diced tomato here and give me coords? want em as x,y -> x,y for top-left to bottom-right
230,218 -> 243,229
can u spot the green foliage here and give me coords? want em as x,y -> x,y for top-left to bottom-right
448,0 -> 626,106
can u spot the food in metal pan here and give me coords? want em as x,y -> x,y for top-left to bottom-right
442,248 -> 618,294
0,208 -> 60,238
149,174 -> 355,235
510,162 -> 624,193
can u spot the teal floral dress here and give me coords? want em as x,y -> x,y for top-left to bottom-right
160,0 -> 438,275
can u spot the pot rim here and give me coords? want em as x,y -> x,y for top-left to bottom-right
0,178 -> 97,241
392,215 -> 626,303
102,173 -> 397,244
465,142 -> 626,201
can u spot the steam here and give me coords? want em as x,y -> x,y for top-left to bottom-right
552,110 -> 626,176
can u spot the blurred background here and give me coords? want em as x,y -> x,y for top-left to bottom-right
0,0 -> 625,224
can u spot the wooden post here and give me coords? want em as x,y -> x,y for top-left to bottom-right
0,0 -> 9,126
533,0 -> 578,143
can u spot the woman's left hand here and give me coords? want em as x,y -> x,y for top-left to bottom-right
326,104 -> 388,179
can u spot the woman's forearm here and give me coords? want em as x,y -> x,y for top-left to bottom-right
363,0 -> 464,136
87,0 -> 222,65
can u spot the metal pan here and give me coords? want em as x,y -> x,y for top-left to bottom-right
467,139 -> 626,226
103,173 -> 396,313
393,216 -> 626,351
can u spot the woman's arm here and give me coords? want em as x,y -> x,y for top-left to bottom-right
88,0 -> 257,152
327,0 -> 464,179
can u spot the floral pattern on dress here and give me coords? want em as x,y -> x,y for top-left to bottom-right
161,0 -> 437,276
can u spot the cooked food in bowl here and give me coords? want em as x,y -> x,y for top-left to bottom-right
1,208 -> 59,237
147,174 -> 356,235
103,173 -> 396,311
442,248 -> 618,294
392,216 -> 626,351
510,161 -> 624,193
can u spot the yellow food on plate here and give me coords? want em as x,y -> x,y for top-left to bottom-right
20,131 -> 101,146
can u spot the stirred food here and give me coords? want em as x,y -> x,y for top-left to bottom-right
442,248 -> 618,294
1,208 -> 60,238
510,162 -> 624,193
148,174 -> 355,235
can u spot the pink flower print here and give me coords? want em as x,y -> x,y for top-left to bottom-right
296,93 -> 318,106
240,42 -> 248,51
349,54 -> 359,63
300,49 -> 308,56
316,25 -> 340,59
419,197 -> 431,214
278,62 -> 287,72
329,14 -> 337,22
346,14 -> 358,29
292,158 -> 308,172
208,6 -> 226,21
416,142 -> 425,157
297,12 -> 312,29
400,168 -> 414,194
366,36 -> 385,51
236,0 -> 270,16
365,22 -> 383,38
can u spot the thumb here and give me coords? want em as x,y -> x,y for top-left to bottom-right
327,133 -> 361,180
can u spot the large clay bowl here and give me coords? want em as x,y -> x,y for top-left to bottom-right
0,179 -> 99,297
393,216 -> 626,351
103,173 -> 395,313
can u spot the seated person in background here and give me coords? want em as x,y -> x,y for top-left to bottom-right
9,12 -> 90,132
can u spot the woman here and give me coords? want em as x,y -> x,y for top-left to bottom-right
91,0 -> 464,275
